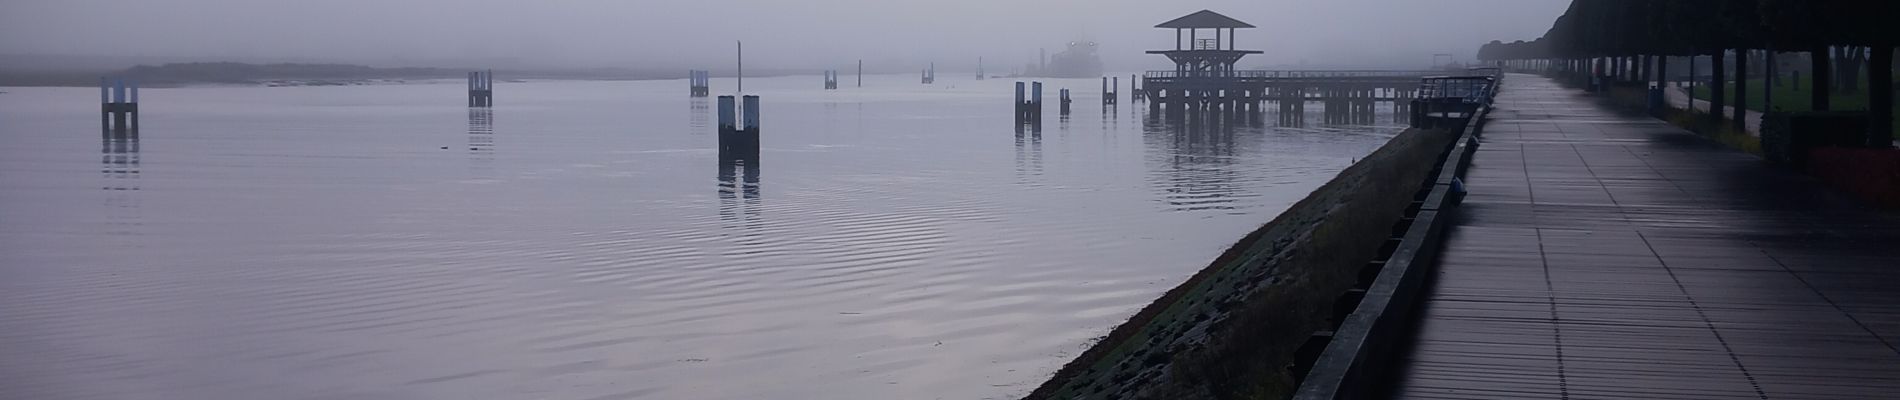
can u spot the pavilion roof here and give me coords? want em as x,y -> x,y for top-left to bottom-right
1155,10 -> 1255,29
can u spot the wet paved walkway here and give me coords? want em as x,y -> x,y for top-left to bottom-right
1391,74 -> 1900,399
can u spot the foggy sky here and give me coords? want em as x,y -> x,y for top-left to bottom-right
0,0 -> 1568,70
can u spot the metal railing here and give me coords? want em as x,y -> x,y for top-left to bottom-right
1417,76 -> 1496,104
1143,70 -> 1444,79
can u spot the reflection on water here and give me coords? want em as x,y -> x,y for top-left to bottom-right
101,139 -> 140,236
689,98 -> 710,132
717,159 -> 761,229
1015,128 -> 1042,181
0,78 -> 1402,400
1145,109 -> 1247,213
468,108 -> 495,177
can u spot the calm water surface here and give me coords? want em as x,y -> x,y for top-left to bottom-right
0,75 -> 1399,399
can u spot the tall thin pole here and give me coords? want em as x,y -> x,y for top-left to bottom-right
737,41 -> 744,94
857,60 -> 862,87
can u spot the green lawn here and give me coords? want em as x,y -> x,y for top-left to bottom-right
1689,73 -> 1900,140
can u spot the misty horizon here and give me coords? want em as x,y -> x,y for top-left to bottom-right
2,0 -> 1568,71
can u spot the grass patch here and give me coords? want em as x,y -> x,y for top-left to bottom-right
1023,127 -> 1456,400
1596,84 -> 1763,156
1687,73 -> 1900,140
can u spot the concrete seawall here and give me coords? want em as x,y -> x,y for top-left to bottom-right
1025,124 -> 1462,399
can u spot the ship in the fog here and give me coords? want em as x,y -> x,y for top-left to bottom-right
1021,41 -> 1104,78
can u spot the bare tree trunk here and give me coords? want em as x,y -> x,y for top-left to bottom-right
1870,44 -> 1894,147
1771,53 -> 1784,86
1836,46 -> 1867,94
1640,55 -> 1651,84
1657,56 -> 1670,89
1766,51 -> 1776,112
1735,49 -> 1749,129
1712,51 -> 1728,125
1813,46 -> 1833,111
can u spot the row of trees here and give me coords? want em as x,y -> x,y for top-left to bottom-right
1478,0 -> 1896,145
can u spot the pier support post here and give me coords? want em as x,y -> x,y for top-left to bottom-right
468,70 -> 493,107
690,70 -> 711,97
100,77 -> 139,139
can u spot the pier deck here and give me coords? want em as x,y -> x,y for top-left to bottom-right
1140,70 -> 1440,104
1391,74 -> 1900,399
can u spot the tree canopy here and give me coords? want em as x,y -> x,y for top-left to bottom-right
1477,0 -> 1896,61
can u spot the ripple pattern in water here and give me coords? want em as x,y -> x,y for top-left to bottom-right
0,75 -> 1400,399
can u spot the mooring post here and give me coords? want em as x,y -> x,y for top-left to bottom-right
857,60 -> 862,87
741,95 -> 761,161
717,95 -> 737,160
1014,81 -> 1045,128
1031,82 -> 1043,125
1015,82 -> 1026,121
1060,89 -> 1072,115
717,95 -> 762,162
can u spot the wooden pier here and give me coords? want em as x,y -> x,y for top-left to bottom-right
1139,11 -> 1435,125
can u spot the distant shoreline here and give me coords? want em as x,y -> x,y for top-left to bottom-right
0,61 -> 821,88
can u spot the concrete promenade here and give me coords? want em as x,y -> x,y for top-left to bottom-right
1390,74 -> 1900,399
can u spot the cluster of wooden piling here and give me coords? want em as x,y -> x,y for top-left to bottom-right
823,70 -> 839,90
717,95 -> 762,162
689,70 -> 711,97
467,70 -> 493,108
99,78 -> 139,139
921,63 -> 935,84
1059,89 -> 1073,116
1015,82 -> 1044,130
1102,77 -> 1121,106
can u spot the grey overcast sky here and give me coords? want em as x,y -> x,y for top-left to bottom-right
0,0 -> 1567,70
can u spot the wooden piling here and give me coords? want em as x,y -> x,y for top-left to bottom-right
717,95 -> 762,161
690,70 -> 711,97
468,70 -> 493,107
100,77 -> 139,139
